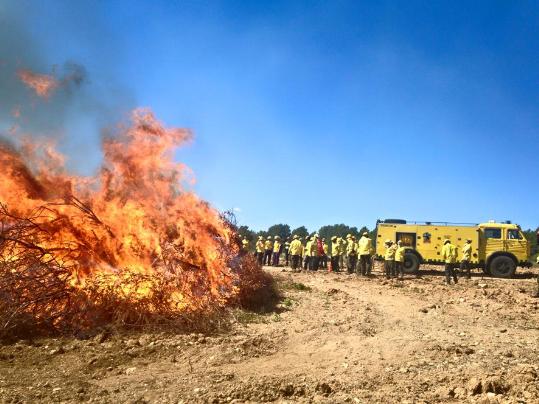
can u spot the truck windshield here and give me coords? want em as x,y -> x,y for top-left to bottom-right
507,229 -> 523,240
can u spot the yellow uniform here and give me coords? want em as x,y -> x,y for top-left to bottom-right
441,243 -> 457,264
462,243 -> 472,261
385,244 -> 397,260
358,236 -> 372,256
256,240 -> 264,253
289,239 -> 302,255
395,246 -> 406,263
273,241 -> 281,253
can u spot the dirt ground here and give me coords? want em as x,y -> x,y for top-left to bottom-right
1,263 -> 538,404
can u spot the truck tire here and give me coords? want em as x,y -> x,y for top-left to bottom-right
403,252 -> 420,274
488,255 -> 516,278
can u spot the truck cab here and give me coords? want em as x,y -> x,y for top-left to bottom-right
478,222 -> 530,277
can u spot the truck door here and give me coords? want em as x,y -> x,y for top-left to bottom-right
479,227 -> 503,261
504,228 -> 528,261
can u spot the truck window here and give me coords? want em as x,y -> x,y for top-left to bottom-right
507,229 -> 522,240
484,228 -> 501,239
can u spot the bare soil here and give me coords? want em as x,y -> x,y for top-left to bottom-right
1,264 -> 538,403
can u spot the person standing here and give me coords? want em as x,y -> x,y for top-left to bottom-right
284,237 -> 291,267
346,234 -> 357,273
241,237 -> 250,254
319,238 -> 328,269
272,236 -> 282,266
255,236 -> 265,265
338,237 -> 346,270
264,236 -> 273,266
310,234 -> 320,270
331,236 -> 340,272
384,240 -> 396,279
460,239 -> 472,279
394,240 -> 406,280
289,235 -> 302,271
358,231 -> 373,276
304,236 -> 312,270
442,239 -> 458,284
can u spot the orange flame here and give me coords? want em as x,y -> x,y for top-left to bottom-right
0,108 -> 240,316
17,69 -> 59,99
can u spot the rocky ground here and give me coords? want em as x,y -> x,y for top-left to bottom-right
1,263 -> 538,403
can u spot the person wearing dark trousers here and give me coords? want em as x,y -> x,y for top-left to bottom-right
384,240 -> 396,279
284,238 -> 291,266
330,236 -> 340,272
264,236 -> 273,266
394,240 -> 406,279
442,239 -> 458,284
346,235 -> 357,273
288,235 -> 302,271
272,236 -> 282,266
358,232 -> 373,276
303,237 -> 311,270
310,235 -> 320,271
255,236 -> 265,265
460,239 -> 472,279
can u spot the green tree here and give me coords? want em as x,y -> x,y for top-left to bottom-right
291,226 -> 309,239
317,224 -> 362,240
523,228 -> 538,263
267,224 -> 291,240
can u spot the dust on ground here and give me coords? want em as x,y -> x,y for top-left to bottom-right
1,264 -> 538,403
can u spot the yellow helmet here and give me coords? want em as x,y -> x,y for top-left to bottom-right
346,233 -> 352,239
293,234 -> 299,239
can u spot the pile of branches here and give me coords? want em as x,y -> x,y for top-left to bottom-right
0,202 -> 270,339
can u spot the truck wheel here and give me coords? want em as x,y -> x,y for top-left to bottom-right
488,256 -> 516,278
403,252 -> 420,274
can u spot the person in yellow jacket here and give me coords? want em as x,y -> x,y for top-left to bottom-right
460,239 -> 473,279
289,235 -> 302,271
284,238 -> 291,266
346,235 -> 357,273
264,236 -> 273,266
338,237 -> 346,271
441,239 -> 458,284
384,240 -> 397,279
394,240 -> 406,280
358,231 -> 373,276
241,238 -> 250,255
310,234 -> 320,271
320,238 -> 329,269
272,236 -> 282,266
331,236 -> 341,272
303,237 -> 312,270
255,236 -> 265,265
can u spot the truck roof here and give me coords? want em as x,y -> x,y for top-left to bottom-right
378,219 -> 520,229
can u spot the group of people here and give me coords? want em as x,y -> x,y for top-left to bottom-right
242,232 -> 404,279
242,233 -> 474,285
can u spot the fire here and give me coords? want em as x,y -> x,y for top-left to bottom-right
17,69 -> 59,99
0,108 -> 255,334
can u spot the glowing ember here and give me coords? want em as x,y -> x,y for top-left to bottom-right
0,108 -> 259,334
17,69 -> 59,99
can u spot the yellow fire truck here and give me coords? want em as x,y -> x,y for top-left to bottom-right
375,219 -> 531,278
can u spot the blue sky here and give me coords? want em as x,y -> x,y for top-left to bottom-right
2,0 -> 538,231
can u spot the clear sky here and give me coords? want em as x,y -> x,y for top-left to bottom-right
1,0 -> 538,231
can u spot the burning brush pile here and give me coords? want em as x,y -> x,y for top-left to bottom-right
0,108 -> 268,338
